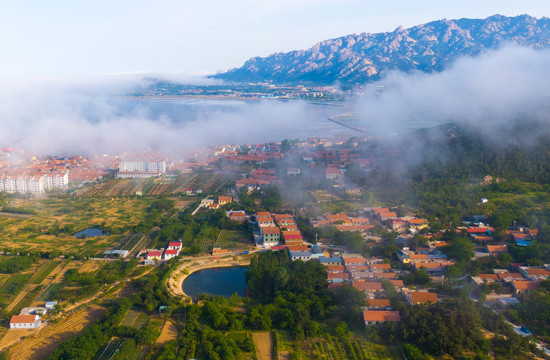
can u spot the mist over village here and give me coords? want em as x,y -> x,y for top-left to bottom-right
0,3 -> 550,360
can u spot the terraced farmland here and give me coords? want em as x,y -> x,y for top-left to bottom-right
9,305 -> 107,360
80,172 -> 235,197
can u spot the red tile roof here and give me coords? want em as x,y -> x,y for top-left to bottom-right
363,310 -> 400,322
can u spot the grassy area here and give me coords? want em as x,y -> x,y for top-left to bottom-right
216,230 -> 253,250
0,274 -> 30,295
37,283 -> 63,301
0,197 -> 152,253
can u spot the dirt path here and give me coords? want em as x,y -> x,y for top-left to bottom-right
155,320 -> 178,346
252,332 -> 273,360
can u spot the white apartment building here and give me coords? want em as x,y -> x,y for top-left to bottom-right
119,160 -> 166,173
0,171 -> 69,195
43,172 -> 69,190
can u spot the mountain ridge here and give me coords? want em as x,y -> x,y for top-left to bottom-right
211,14 -> 550,85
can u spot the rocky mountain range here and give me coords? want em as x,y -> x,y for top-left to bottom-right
212,14 -> 550,85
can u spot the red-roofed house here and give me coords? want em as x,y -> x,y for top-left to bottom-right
146,250 -> 163,260
168,242 -> 182,251
512,280 -> 541,295
353,281 -> 383,292
163,249 -> 179,260
218,196 -> 232,205
365,298 -> 391,308
10,314 -> 41,329
406,291 -> 438,305
363,310 -> 400,325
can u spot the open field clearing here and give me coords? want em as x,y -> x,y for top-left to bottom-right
215,229 -> 253,250
78,260 -> 103,273
155,320 -> 178,346
0,197 -> 150,253
8,305 -> 106,360
253,332 -> 273,360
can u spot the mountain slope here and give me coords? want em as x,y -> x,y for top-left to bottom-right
212,14 -> 550,85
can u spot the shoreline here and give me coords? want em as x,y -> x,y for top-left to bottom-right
167,254 -> 252,298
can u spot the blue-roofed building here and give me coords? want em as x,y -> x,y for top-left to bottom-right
310,245 -> 324,259
515,239 -> 532,247
290,251 -> 311,261
319,256 -> 342,265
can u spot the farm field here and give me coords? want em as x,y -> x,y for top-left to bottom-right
95,337 -> 149,360
7,284 -> 42,314
30,260 -> 61,284
120,310 -> 151,328
79,171 -> 235,197
155,320 -> 178,346
0,197 -> 151,253
253,332 -> 273,360
7,305 -> 107,360
276,331 -> 401,360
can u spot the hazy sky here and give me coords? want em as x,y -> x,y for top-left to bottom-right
0,0 -> 548,76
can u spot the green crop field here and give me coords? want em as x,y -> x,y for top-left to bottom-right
30,260 -> 61,284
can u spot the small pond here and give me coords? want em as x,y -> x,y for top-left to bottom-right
73,228 -> 110,238
182,266 -> 248,298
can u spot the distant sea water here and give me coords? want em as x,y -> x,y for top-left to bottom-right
123,97 -> 361,138
120,97 -> 445,139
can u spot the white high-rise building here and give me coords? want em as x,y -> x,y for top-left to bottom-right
119,160 -> 166,173
0,171 -> 68,195
43,172 -> 69,190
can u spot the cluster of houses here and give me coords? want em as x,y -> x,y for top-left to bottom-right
199,195 -> 234,210
312,213 -> 374,233
319,253 -> 438,326
236,169 -> 282,190
253,212 -> 327,261
138,242 -> 182,263
217,145 -> 284,166
471,264 -> 550,303
9,302 -> 57,330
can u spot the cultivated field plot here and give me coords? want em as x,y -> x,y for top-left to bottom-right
155,320 -> 178,346
95,337 -> 149,360
280,332 -> 401,360
0,274 -> 31,300
0,329 -> 37,352
0,197 -> 150,253
30,260 -> 61,284
215,230 -> 253,250
132,313 -> 150,329
8,284 -> 43,314
79,171 -> 235,197
36,283 -> 63,302
79,260 -> 103,273
120,310 -> 145,328
9,305 -> 107,360
253,332 -> 273,360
